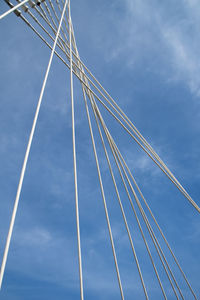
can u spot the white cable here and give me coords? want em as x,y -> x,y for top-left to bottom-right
0,0 -> 69,289
56,0 -> 70,38
91,99 -> 184,299
3,1 -> 198,297
91,90 -> 197,299
19,12 -> 70,69
6,0 -> 71,72
41,4 -> 200,213
89,96 -> 149,299
112,141 -> 197,299
66,17 -> 127,299
71,29 -> 147,295
68,1 -> 84,299
18,0 -> 68,53
10,1 -> 199,214
82,89 -> 125,300
26,10 -> 198,213
46,0 -> 70,55
0,0 -> 29,20
9,0 -> 200,214
76,53 -> 124,299
89,99 -> 167,300
8,2 -> 199,216
68,20 -> 124,299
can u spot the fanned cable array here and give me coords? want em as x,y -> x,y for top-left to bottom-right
0,1 -> 199,299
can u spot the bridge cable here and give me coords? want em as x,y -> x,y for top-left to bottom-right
0,0 -> 69,289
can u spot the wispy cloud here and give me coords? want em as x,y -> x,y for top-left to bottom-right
106,0 -> 200,98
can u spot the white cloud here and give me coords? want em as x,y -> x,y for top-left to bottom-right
124,149 -> 161,177
162,22 -> 200,97
108,0 -> 200,98
15,227 -> 52,247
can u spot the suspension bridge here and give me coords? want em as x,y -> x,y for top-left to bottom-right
0,1 -> 199,299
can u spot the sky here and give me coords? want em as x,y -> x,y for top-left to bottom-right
0,0 -> 200,299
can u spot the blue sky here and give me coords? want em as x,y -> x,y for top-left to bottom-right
0,0 -> 200,299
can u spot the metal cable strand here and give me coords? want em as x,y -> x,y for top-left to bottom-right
73,33 -> 148,299
40,1 -> 67,51
43,0 -> 58,29
15,0 -> 67,54
58,0 -> 79,76
3,2 -> 112,95
94,107 -> 185,298
91,101 -> 185,299
0,0 -> 29,19
3,1 -> 72,73
55,0 -> 79,75
21,6 -> 197,211
67,27 -> 148,300
89,102 -> 168,299
37,26 -> 198,213
113,143 -> 198,299
107,135 -> 175,299
82,91 -> 125,299
88,93 -> 199,212
34,1 -> 70,57
18,8 -> 197,214
80,69 -> 167,297
71,36 -> 126,299
42,3 -> 199,211
15,0 -> 68,55
60,0 -> 80,57
37,1 -> 51,22
47,0 -> 69,46
56,0 -> 70,38
68,1 -> 84,299
10,3 -> 200,212
1,0 -> 197,299
87,93 -> 149,299
25,0 -> 69,54
9,1 -> 200,213
70,27 -> 148,296
37,1 -> 67,52
13,1 -> 198,207
78,58 -> 197,298
67,21 -> 126,299
29,11 -> 199,213
79,73 -> 125,300
106,127 -> 196,299
50,14 -> 191,198
27,3 -> 195,199
0,0 -> 69,289
140,212 -> 183,299
93,95 -> 194,299
94,117 -> 185,299
67,23 -> 125,299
